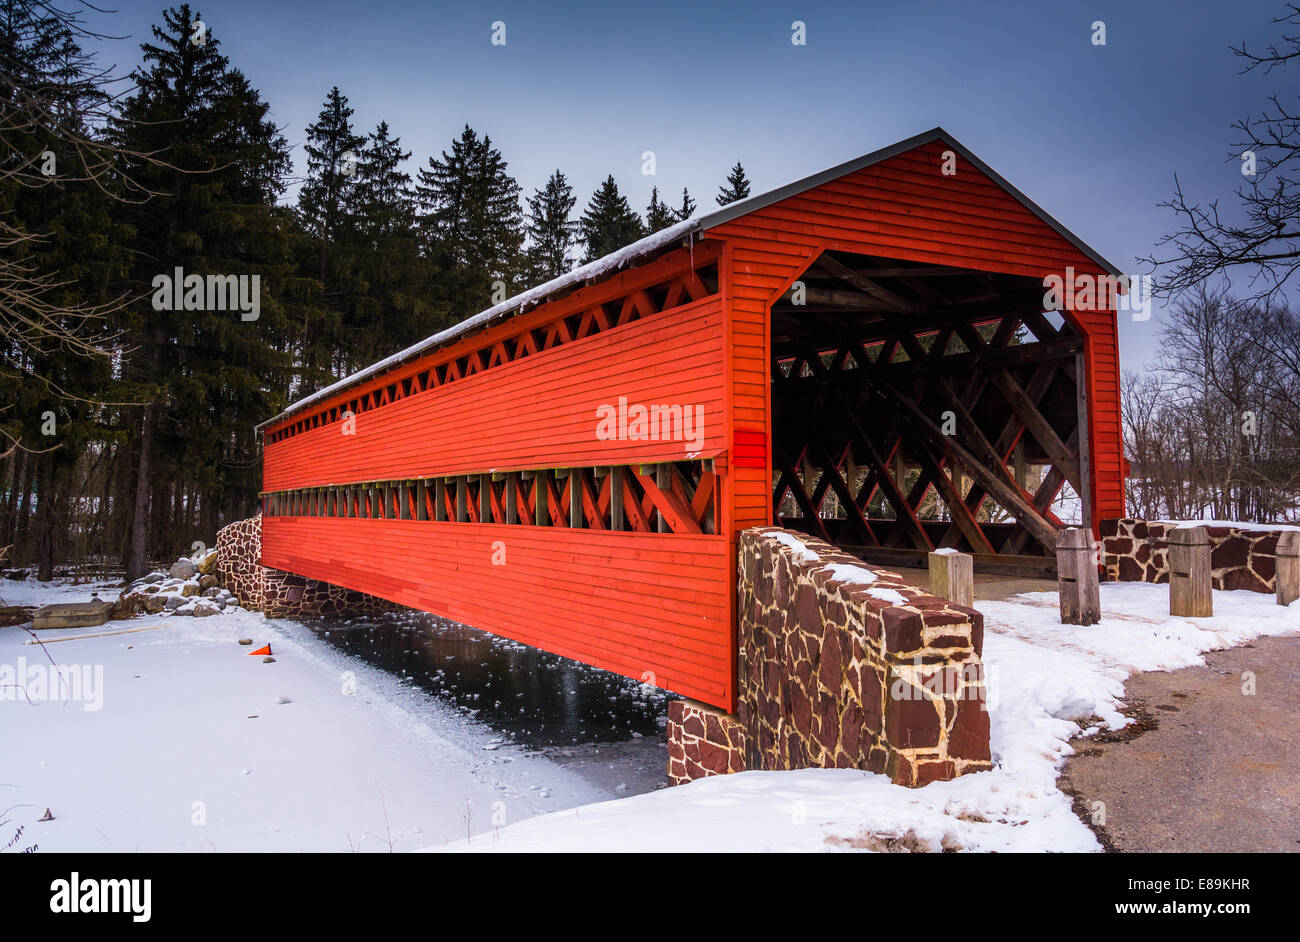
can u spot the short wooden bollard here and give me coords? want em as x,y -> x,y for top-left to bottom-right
1169,526 -> 1213,617
928,549 -> 973,608
1057,528 -> 1100,625
1277,531 -> 1300,606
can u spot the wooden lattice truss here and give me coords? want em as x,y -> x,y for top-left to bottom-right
263,460 -> 720,535
771,252 -> 1090,569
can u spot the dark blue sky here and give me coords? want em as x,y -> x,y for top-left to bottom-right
87,1 -> 1294,368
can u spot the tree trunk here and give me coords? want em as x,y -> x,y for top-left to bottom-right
13,449 -> 34,565
34,455 -> 54,581
127,405 -> 153,579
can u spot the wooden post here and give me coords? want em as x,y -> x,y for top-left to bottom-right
454,477 -> 467,523
928,550 -> 973,607
1057,527 -> 1100,625
656,464 -> 671,533
416,480 -> 428,520
610,467 -> 624,530
1277,531 -> 1300,606
1075,351 -> 1093,533
535,470 -> 549,526
434,478 -> 447,521
569,470 -> 583,528
1169,526 -> 1213,617
505,472 -> 518,525
478,474 -> 491,523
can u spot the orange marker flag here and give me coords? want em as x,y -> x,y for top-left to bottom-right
248,644 -> 272,656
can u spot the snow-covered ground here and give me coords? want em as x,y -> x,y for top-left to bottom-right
6,574 -> 1296,853
428,582 -> 1300,852
1,579 -> 611,852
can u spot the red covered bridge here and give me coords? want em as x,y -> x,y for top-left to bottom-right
255,128 -> 1124,711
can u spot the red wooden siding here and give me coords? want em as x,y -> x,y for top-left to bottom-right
261,517 -> 732,706
711,137 -> 1125,527
261,268 -> 735,707
264,296 -> 725,491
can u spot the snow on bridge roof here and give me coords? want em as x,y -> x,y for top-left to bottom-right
258,127 -> 1119,432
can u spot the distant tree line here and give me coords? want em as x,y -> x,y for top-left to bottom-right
1123,288 -> 1300,522
0,2 -> 754,579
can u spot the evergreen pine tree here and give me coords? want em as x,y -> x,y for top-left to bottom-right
579,175 -> 645,262
352,120 -> 415,240
349,120 -> 432,363
415,125 -> 525,312
676,187 -> 697,221
644,186 -> 676,233
111,4 -> 294,573
524,169 -> 578,282
299,87 -> 365,257
295,86 -> 366,391
716,160 -> 751,206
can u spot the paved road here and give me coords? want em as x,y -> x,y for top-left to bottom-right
1058,633 -> 1300,852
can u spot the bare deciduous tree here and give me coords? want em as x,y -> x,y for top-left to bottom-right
1145,4 -> 1300,304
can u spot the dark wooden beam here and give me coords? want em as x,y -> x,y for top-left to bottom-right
797,352 -> 930,550
989,369 -> 1082,495
778,286 -> 896,309
842,544 -> 1058,577
814,254 -> 922,312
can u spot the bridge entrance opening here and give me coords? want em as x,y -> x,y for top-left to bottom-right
768,249 -> 1091,576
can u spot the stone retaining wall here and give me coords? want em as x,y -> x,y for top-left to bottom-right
216,514 -> 395,618
667,701 -> 749,781
669,527 -> 993,788
1101,519 -> 1286,593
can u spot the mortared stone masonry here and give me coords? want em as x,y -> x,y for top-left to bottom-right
216,514 -> 395,618
1101,519 -> 1287,593
668,527 -> 993,788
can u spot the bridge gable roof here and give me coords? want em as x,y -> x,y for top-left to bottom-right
260,127 -> 1117,432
